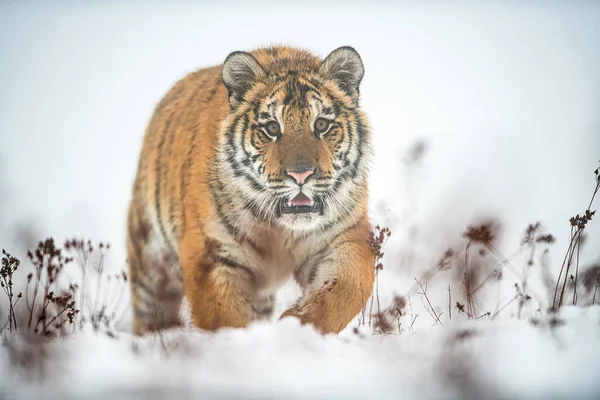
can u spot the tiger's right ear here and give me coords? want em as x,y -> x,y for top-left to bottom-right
222,51 -> 266,106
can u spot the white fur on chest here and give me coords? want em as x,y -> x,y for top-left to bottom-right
212,217 -> 333,295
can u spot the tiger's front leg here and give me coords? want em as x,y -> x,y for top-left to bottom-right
179,232 -> 258,331
281,223 -> 375,334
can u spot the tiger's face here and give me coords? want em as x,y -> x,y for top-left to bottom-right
219,47 -> 371,233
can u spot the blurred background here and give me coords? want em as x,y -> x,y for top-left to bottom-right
1,0 -> 599,331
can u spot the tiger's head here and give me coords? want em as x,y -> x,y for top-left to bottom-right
218,46 -> 372,233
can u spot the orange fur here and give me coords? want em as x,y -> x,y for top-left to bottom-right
127,46 -> 374,335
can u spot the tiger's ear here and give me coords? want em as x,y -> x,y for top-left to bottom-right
222,51 -> 266,106
319,46 -> 365,101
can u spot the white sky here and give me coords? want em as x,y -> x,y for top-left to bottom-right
0,1 -> 599,292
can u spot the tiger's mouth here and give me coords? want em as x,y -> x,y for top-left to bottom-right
280,193 -> 323,214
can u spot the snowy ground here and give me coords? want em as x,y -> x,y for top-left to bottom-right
2,306 -> 600,400
1,1 -> 600,399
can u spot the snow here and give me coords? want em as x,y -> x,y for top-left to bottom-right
2,307 -> 600,399
1,1 -> 600,399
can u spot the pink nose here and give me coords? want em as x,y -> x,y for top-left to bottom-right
287,169 -> 314,185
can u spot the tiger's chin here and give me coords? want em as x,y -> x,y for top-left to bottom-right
277,213 -> 324,233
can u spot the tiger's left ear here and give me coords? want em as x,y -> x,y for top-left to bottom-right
319,46 -> 365,102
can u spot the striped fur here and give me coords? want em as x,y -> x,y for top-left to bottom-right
127,46 -> 375,335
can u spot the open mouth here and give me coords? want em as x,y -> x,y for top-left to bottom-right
280,193 -> 323,214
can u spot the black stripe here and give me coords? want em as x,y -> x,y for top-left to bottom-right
164,122 -> 179,231
332,115 -> 366,188
265,47 -> 279,57
134,275 -> 155,299
308,256 -> 336,286
307,77 -> 324,89
154,111 -> 176,250
252,101 -> 262,122
283,78 -> 297,105
327,191 -> 360,228
225,156 -> 267,193
167,87 -> 203,238
243,172 -> 267,191
349,115 -> 367,180
304,77 -> 327,96
316,208 -> 359,237
217,255 -> 255,279
180,84 -> 218,235
294,241 -> 334,286
133,302 -> 156,319
243,195 -> 268,220
127,211 -> 145,270
225,115 -> 243,169
239,114 -> 254,164
264,80 -> 289,101
307,263 -> 319,285
250,129 -> 264,151
179,121 -> 198,237
209,184 -> 262,254
337,117 -> 352,166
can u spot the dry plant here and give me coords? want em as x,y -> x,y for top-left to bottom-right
376,165 -> 597,332
553,166 -> 599,309
358,224 -> 393,331
372,295 -> 407,335
23,238 -> 78,336
365,215 -> 559,334
579,263 -> 600,305
2,164 -> 598,342
1,237 -> 129,338
461,221 -> 498,318
64,238 -> 129,333
1,249 -> 22,333
415,278 -> 443,326
402,220 -> 502,323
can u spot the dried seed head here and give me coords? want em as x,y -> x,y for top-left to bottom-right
393,295 -> 407,310
462,220 -> 499,246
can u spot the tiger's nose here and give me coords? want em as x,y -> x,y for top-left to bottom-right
286,168 -> 314,185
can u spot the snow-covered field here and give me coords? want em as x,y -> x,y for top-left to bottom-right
2,307 -> 600,400
1,1 -> 600,399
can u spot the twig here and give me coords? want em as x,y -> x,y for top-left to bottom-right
572,235 -> 581,306
408,313 -> 419,332
415,278 -> 443,326
554,174 -> 599,309
463,241 -> 478,318
491,294 -> 518,319
448,285 -> 452,320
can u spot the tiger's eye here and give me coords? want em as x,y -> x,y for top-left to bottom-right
314,118 -> 330,134
266,121 -> 281,136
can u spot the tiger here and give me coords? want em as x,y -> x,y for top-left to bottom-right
126,45 -> 375,336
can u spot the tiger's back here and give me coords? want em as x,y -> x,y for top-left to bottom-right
127,46 -> 375,335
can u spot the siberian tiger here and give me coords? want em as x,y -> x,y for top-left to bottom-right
126,45 -> 374,335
